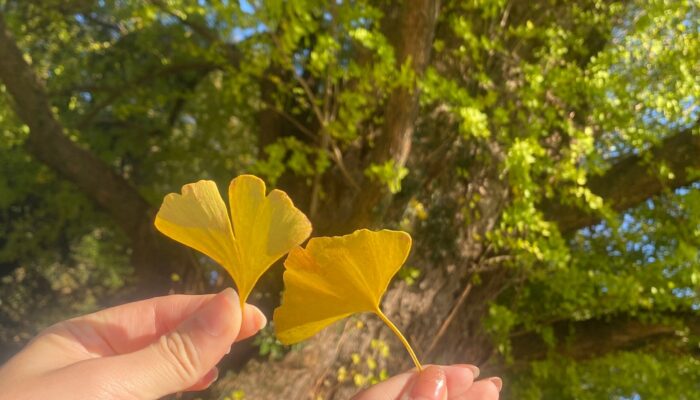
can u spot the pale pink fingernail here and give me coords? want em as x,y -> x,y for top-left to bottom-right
253,307 -> 267,330
403,365 -> 447,400
488,377 -> 503,392
456,364 -> 480,379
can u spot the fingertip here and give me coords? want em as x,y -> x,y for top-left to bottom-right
459,364 -> 480,379
488,377 -> 503,392
444,364 -> 477,397
211,287 -> 242,330
217,287 -> 245,336
409,365 -> 447,400
446,364 -> 479,379
236,304 -> 267,342
192,288 -> 241,338
252,305 -> 268,330
220,287 -> 239,309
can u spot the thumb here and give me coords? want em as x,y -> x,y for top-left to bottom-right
57,288 -> 266,399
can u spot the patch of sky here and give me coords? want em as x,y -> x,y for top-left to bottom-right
209,270 -> 219,286
672,287 -> 695,299
231,27 -> 258,42
293,48 -> 311,76
240,0 -> 255,14
625,394 -> 641,400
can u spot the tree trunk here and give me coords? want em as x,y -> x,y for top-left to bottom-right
0,14 -> 197,298
215,149 -> 511,399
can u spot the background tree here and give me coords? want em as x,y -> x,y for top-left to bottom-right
0,0 -> 698,398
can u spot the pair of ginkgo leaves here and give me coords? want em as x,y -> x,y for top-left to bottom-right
155,174 -> 422,369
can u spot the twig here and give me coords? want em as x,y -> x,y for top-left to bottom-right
331,141 -> 360,192
425,280 -> 473,358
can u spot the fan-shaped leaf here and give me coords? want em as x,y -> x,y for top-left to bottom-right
155,175 -> 312,307
273,229 -> 422,369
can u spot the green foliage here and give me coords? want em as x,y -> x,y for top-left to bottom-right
0,229 -> 131,345
336,334 -> 391,389
511,352 -> 700,400
252,323 -> 303,361
397,265 -> 421,286
365,160 -> 409,194
253,137 -> 330,185
0,0 -> 699,397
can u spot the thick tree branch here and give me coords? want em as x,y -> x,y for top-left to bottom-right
375,1 -> 441,166
0,15 -> 149,235
348,0 -> 441,228
549,126 -> 700,233
511,311 -> 700,362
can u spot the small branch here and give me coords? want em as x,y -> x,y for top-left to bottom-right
511,311 -> 700,362
547,125 -> 700,233
309,133 -> 329,218
331,142 -> 361,192
425,280 -> 473,358
263,100 -> 317,141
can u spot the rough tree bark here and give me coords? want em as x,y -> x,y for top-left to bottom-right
343,0 -> 442,231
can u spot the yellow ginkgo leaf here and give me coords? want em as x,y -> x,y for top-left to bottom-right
155,175 -> 312,308
273,229 -> 422,369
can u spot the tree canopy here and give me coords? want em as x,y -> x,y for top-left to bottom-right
0,0 -> 699,398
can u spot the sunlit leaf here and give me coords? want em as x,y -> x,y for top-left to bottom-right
155,175 -> 312,307
273,228 -> 422,369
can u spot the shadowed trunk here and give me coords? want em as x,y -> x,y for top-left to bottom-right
0,14 -> 196,296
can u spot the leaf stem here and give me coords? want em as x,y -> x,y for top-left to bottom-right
375,309 -> 423,371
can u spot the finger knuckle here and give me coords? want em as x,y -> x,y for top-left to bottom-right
157,330 -> 201,383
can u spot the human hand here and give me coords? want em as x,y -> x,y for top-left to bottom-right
0,288 -> 266,399
353,364 -> 502,400
0,287 -> 501,400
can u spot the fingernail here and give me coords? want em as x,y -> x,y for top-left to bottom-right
488,377 -> 503,392
225,346 -> 232,355
457,364 -> 480,379
253,308 -> 267,330
194,288 -> 237,337
404,365 -> 447,400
